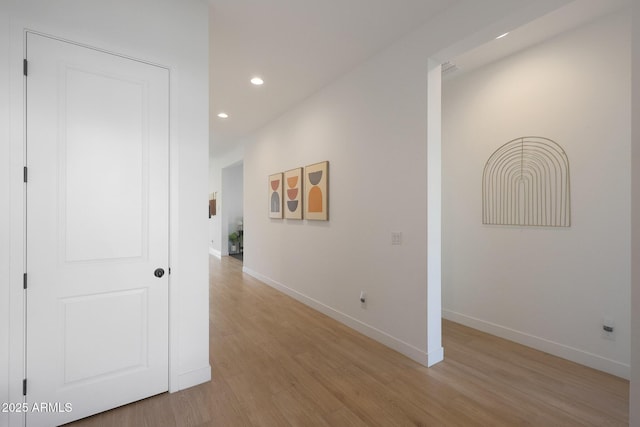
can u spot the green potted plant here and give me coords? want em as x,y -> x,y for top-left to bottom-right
229,231 -> 240,253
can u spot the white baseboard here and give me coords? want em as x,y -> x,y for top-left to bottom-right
443,309 -> 630,379
209,247 -> 221,258
242,267 -> 429,367
427,346 -> 444,367
177,365 -> 211,391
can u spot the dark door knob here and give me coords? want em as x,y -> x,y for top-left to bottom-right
154,268 -> 165,278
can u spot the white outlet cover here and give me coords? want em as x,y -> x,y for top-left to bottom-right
391,232 -> 402,245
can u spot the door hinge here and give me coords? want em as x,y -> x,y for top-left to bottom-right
23,59 -> 28,77
23,166 -> 28,183
22,379 -> 27,396
23,273 -> 27,290
168,267 -> 171,275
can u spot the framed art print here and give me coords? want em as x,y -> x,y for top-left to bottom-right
304,161 -> 328,220
269,173 -> 283,219
284,168 -> 303,219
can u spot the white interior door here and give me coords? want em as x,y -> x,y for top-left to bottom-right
25,33 -> 169,426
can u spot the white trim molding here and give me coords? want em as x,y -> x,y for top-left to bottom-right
242,267 -> 430,367
443,309 -> 630,379
209,247 -> 221,259
178,365 -> 211,391
427,346 -> 444,367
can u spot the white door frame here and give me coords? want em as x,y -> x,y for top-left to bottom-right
8,25 -> 182,425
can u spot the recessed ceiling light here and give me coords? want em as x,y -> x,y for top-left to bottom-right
496,32 -> 509,40
250,77 -> 264,86
217,112 -> 229,119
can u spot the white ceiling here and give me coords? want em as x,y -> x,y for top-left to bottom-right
209,0 -> 630,156
447,0 -> 631,80
209,0 -> 459,155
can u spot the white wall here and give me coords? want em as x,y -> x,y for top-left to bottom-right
0,1 -> 11,423
630,1 -> 640,423
442,11 -> 631,378
222,163 -> 244,254
243,42 -> 431,363
209,144 -> 244,256
2,2 -> 210,424
208,149 -> 220,257
241,0 -> 572,366
426,62 -> 444,365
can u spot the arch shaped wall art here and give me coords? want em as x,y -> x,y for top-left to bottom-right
304,161 -> 329,221
284,167 -> 303,219
269,172 -> 283,219
482,137 -> 571,227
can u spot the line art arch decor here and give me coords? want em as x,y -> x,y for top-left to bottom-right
482,136 -> 571,227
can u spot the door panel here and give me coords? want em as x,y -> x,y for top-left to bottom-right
61,289 -> 148,384
26,33 -> 169,426
63,67 -> 147,262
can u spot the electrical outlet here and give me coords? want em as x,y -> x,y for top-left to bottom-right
602,316 -> 615,341
391,232 -> 402,246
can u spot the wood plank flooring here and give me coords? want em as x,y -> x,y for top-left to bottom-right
69,255 -> 629,426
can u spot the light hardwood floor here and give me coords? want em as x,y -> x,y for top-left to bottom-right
69,255 -> 629,426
